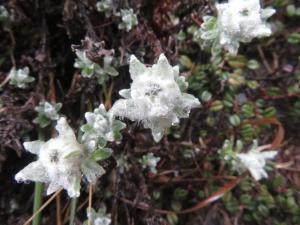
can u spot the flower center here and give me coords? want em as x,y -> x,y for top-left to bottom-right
240,9 -> 249,16
49,150 -> 60,163
144,83 -> 162,96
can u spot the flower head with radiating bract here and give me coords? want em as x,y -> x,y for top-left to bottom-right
111,54 -> 200,142
216,0 -> 275,54
236,141 -> 277,180
81,104 -> 126,151
8,67 -> 35,89
15,117 -> 84,197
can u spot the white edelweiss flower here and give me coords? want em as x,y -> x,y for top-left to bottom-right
15,117 -> 85,197
118,9 -> 138,31
81,104 -> 126,151
111,54 -> 200,142
237,142 -> 277,180
8,67 -> 35,88
216,0 -> 275,54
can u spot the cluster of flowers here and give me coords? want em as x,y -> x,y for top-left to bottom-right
11,0 -> 279,222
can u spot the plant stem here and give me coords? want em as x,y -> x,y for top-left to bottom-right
69,197 -> 78,225
32,183 -> 43,225
32,128 -> 45,225
69,94 -> 85,225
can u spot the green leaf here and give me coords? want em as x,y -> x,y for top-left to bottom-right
229,115 -> 241,127
91,148 -> 112,161
288,32 -> 300,44
247,59 -> 260,70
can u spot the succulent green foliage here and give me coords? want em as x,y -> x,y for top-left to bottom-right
138,152 -> 160,174
118,9 -> 138,31
96,0 -> 114,18
74,50 -> 119,84
8,67 -> 34,88
84,206 -> 111,225
33,101 -> 62,128
81,104 -> 126,151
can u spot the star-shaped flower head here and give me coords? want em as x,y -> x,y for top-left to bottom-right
236,141 -> 277,180
81,104 -> 126,151
8,67 -> 35,88
118,9 -> 138,31
111,54 -> 200,142
216,0 -> 275,54
74,50 -> 118,83
15,117 -> 85,197
33,101 -> 62,128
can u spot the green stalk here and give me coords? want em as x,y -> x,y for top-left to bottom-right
32,128 -> 45,225
69,197 -> 78,225
69,94 -> 85,225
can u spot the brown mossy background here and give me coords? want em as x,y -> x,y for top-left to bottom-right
0,0 -> 300,224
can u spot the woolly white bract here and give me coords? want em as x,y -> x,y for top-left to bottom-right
237,142 -> 277,180
111,54 -> 200,142
8,67 -> 35,88
216,0 -> 275,54
33,101 -> 62,128
81,104 -> 126,151
15,118 -> 84,197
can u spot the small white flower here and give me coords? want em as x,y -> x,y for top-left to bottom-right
85,207 -> 111,225
15,117 -> 84,197
139,153 -> 160,174
216,0 -> 275,54
118,9 -> 138,31
74,50 -> 118,83
111,54 -> 200,142
96,0 -> 114,18
33,101 -> 62,127
8,67 -> 35,88
237,142 -> 277,180
81,104 -> 126,151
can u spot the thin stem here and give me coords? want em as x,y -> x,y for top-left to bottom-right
56,193 -> 62,225
87,184 -> 93,225
69,94 -> 85,225
32,128 -> 45,225
32,183 -> 43,225
24,189 -> 62,225
69,198 -> 78,225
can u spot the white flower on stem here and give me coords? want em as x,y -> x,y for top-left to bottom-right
74,50 -> 118,83
237,141 -> 277,180
216,0 -> 275,54
111,53 -> 200,142
118,9 -> 138,31
33,101 -> 62,128
81,104 -> 126,151
15,117 -> 84,197
8,67 -> 35,88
